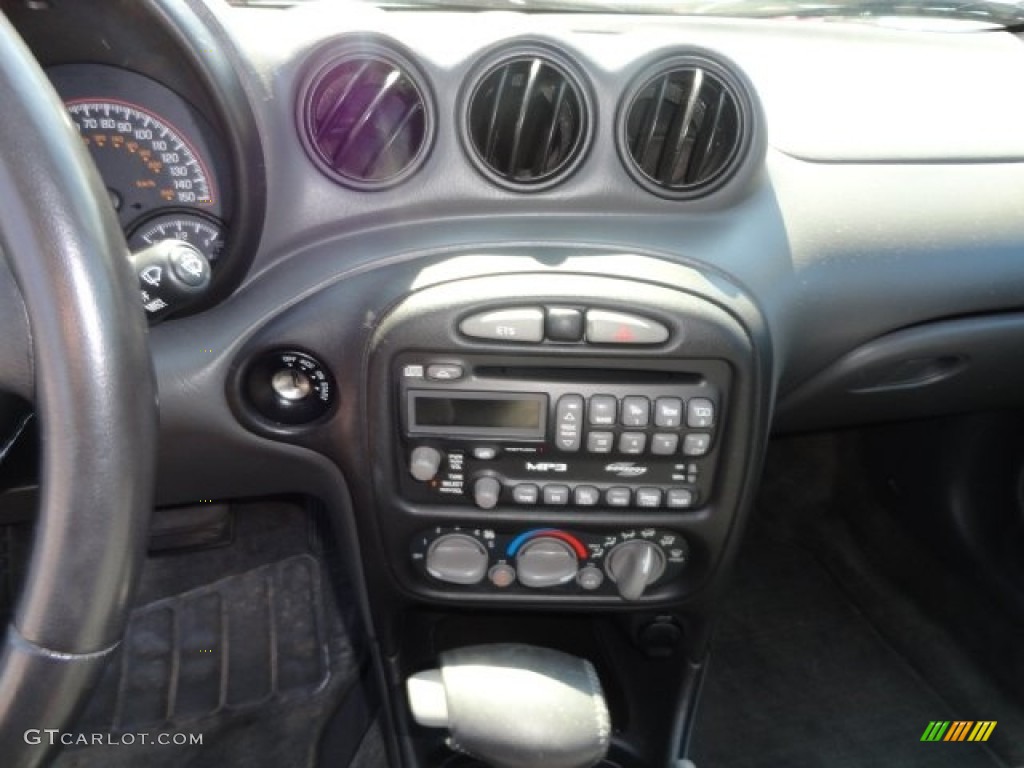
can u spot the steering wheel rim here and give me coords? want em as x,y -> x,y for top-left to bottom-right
0,14 -> 157,767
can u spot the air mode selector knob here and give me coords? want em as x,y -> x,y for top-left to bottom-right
516,538 -> 579,588
605,540 -> 666,601
410,446 -> 443,482
426,534 -> 489,585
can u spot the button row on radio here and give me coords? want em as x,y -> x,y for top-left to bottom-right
585,430 -> 709,457
583,395 -> 715,429
513,483 -> 695,510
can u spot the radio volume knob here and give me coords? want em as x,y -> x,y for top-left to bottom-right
473,476 -> 502,510
410,446 -> 443,482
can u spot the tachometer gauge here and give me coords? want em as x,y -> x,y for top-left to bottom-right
66,99 -> 216,218
128,212 -> 226,263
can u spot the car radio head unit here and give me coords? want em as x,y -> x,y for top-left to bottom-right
397,354 -> 727,513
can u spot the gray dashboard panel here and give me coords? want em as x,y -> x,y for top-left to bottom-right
207,7 -> 1024,413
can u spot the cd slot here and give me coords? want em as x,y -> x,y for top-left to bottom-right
473,367 -> 703,385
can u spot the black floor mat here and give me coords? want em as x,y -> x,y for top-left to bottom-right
689,437 -> 1024,768
113,554 -> 330,730
688,532 -> 1006,768
53,503 -> 364,768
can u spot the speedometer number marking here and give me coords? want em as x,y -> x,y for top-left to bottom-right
67,100 -> 215,210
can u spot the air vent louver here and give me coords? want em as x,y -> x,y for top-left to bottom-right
302,52 -> 430,188
622,62 -> 745,197
466,55 -> 589,188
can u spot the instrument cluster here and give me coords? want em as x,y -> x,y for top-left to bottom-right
49,64 -> 232,268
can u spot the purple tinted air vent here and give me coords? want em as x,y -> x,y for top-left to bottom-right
302,53 -> 430,188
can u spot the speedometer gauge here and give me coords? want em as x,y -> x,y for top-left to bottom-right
66,100 -> 216,216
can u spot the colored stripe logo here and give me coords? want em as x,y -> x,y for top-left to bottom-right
921,721 -> 997,742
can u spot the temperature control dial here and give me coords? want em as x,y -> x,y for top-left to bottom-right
516,537 -> 578,588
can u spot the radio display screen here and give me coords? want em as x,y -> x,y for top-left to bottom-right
408,391 -> 547,437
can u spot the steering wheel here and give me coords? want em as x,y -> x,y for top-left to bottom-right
0,15 -> 157,768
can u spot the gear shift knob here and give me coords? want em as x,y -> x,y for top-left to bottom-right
407,644 -> 611,768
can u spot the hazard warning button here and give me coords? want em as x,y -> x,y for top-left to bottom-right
585,310 -> 669,345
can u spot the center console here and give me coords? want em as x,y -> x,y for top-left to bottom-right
234,250 -> 771,768
359,263 -> 770,765
368,270 -> 766,621
365,263 -> 768,765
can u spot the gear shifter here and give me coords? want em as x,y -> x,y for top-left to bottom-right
407,644 -> 611,768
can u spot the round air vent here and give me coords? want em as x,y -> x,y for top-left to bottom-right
464,52 -> 590,190
620,58 -> 748,199
301,48 -> 431,189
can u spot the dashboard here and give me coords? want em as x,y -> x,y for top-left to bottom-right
7,2 -> 1024,395
3,1 -> 1024,766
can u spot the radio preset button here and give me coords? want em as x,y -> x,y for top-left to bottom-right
621,396 -> 650,427
589,395 -> 617,426
513,484 -> 539,505
619,432 -> 647,455
586,310 -> 669,345
636,488 -> 663,508
459,307 -> 544,342
682,433 -> 712,457
587,431 -> 614,454
666,488 -> 695,508
574,485 -> 600,506
542,484 -> 570,506
651,434 -> 679,456
655,398 -> 683,428
687,398 -> 716,428
555,394 -> 584,452
606,487 -> 631,507
426,363 -> 464,381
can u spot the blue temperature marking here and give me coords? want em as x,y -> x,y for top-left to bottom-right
507,529 -> 558,557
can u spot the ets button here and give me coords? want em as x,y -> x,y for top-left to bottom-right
460,308 -> 544,342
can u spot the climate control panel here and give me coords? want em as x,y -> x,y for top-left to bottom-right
410,526 -> 689,600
